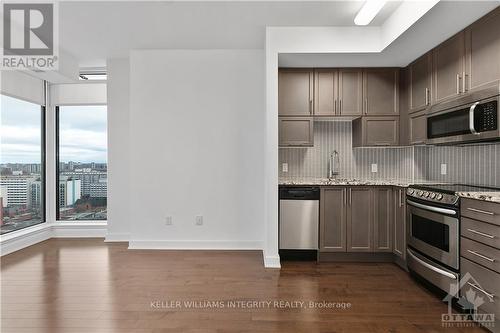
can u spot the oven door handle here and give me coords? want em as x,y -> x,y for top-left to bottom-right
406,199 -> 457,216
407,249 -> 458,280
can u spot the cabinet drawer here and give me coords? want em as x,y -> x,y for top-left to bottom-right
461,237 -> 500,274
462,217 -> 500,249
462,199 -> 500,226
461,257 -> 500,317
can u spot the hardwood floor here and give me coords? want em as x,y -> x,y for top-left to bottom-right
1,239 -> 485,333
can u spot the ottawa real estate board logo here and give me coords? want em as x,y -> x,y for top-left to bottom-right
2,1 -> 58,70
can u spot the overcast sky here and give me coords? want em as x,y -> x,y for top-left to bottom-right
1,95 -> 107,164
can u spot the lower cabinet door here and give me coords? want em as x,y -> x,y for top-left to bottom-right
320,188 -> 347,252
347,187 -> 373,252
393,188 -> 406,259
373,188 -> 393,252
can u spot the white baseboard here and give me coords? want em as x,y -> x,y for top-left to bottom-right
105,232 -> 130,242
263,254 -> 281,268
0,222 -> 108,256
128,239 -> 264,250
0,224 -> 52,256
51,222 -> 107,238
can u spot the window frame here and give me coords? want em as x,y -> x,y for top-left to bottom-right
0,94 -> 46,234
55,105 -> 108,221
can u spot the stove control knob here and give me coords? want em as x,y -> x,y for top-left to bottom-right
424,192 -> 430,198
430,193 -> 436,199
436,194 -> 443,201
408,189 -> 414,195
418,191 -> 424,196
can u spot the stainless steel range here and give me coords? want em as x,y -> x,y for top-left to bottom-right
405,184 -> 498,292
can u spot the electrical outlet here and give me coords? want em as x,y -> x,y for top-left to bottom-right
195,215 -> 203,226
441,164 -> 447,175
282,163 -> 288,173
371,164 -> 378,173
165,216 -> 172,225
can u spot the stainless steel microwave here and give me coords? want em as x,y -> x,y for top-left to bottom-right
426,85 -> 500,145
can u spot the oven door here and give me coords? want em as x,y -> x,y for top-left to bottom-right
406,199 -> 459,270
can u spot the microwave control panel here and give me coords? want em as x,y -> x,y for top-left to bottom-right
475,100 -> 498,132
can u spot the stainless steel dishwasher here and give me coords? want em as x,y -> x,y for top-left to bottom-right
279,187 -> 320,255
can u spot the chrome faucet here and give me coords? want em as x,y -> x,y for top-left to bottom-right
328,150 -> 340,179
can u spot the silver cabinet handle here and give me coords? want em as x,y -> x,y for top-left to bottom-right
467,207 -> 495,216
463,71 -> 467,93
349,188 -> 352,206
309,100 -> 313,115
466,228 -> 495,239
339,99 -> 342,115
467,282 -> 495,299
456,74 -> 461,94
425,88 -> 429,106
364,99 -> 368,115
343,188 -> 347,206
467,250 -> 495,262
334,99 -> 337,114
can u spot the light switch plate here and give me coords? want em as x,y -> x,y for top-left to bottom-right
282,163 -> 288,173
195,215 -> 203,226
371,164 -> 378,173
441,164 -> 447,175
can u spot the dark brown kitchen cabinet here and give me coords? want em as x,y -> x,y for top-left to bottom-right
314,69 -> 363,116
409,53 -> 432,113
347,187 -> 373,252
320,188 -> 347,252
465,8 -> 500,92
393,188 -> 406,260
278,117 -> 314,147
314,70 -> 336,116
362,69 -> 399,116
352,116 -> 399,147
432,32 -> 466,104
338,69 -> 363,116
278,69 -> 313,116
409,110 -> 427,145
373,188 -> 393,252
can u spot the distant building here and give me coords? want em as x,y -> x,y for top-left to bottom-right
59,177 -> 82,207
62,169 -> 107,197
0,175 -> 36,207
89,178 -> 107,198
30,181 -> 42,209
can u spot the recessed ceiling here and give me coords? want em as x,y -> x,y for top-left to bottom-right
59,1 -> 403,68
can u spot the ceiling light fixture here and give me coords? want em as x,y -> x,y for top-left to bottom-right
354,0 -> 387,26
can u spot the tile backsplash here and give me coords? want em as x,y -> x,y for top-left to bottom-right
279,120 -> 500,188
279,121 -> 424,182
426,144 -> 500,187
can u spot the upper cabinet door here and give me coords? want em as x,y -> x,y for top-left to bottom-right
466,8 -> 500,92
363,69 -> 399,116
433,32 -> 466,104
409,54 -> 432,113
338,69 -> 363,116
314,70 -> 336,116
278,69 -> 313,116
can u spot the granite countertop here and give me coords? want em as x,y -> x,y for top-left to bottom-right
456,191 -> 500,204
279,178 -> 430,188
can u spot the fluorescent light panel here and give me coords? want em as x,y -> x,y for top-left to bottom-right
354,0 -> 387,26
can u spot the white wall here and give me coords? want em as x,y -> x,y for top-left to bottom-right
127,50 -> 265,249
0,71 -> 44,105
50,82 -> 107,106
106,58 -> 131,241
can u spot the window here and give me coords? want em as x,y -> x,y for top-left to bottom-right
1,95 -> 45,234
56,105 -> 107,220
